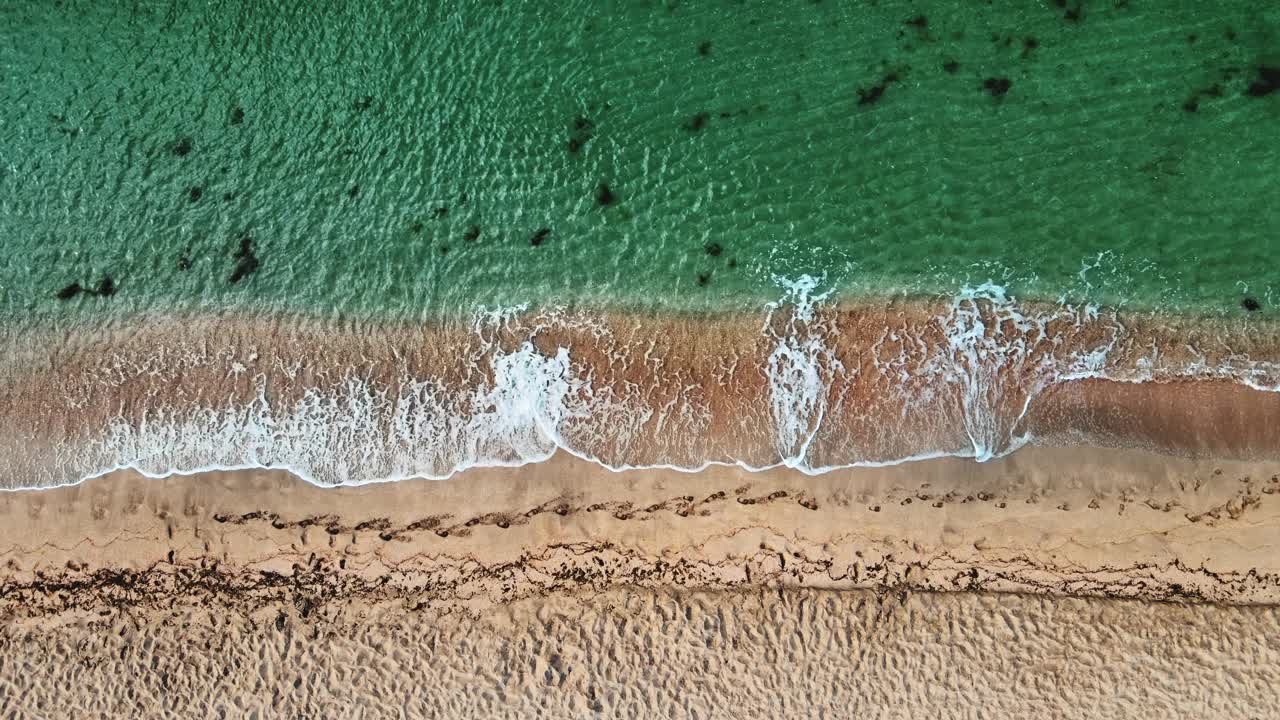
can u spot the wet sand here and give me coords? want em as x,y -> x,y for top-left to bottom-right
3,445 -> 1280,624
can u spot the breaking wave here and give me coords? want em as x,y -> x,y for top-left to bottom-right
5,276 -> 1280,489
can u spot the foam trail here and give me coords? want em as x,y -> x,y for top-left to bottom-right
89,312 -> 630,485
7,282 -> 1280,489
763,275 -> 841,468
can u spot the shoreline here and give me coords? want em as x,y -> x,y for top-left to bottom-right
3,293 -> 1280,488
18,373 -> 1280,495
3,444 -> 1280,626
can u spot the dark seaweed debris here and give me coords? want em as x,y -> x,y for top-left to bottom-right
55,275 -> 116,300
1245,66 -> 1280,97
1056,0 -> 1083,22
857,72 -> 900,107
568,116 -> 594,153
229,232 -> 260,284
95,275 -> 115,297
596,183 -> 616,206
983,77 -> 1012,97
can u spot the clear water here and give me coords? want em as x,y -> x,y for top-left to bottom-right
1,0 -> 1278,324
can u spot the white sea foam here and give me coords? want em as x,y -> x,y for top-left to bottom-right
20,281 -> 1280,490
920,283 -> 1127,461
762,274 -> 842,468
75,308 -> 648,486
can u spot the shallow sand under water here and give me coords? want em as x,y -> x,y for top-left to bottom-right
2,448 -> 1280,717
4,298 -> 1280,487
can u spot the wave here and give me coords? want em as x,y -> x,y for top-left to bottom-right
3,277 -> 1280,489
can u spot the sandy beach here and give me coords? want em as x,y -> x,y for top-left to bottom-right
5,0 -> 1279,712
3,447 -> 1280,716
5,444 -> 1280,619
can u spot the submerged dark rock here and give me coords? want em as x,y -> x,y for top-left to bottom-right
230,254 -> 259,284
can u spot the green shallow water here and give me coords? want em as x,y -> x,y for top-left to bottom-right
1,0 -> 1278,324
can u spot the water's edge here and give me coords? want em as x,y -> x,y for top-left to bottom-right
4,279 -> 1279,491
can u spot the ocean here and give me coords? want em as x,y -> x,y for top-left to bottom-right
2,0 -> 1277,322
1,0 -> 1278,487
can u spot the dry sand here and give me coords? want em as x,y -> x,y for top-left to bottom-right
7,587 -> 1280,719
2,447 -> 1280,717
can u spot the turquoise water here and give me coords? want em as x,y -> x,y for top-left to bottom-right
1,0 -> 1278,324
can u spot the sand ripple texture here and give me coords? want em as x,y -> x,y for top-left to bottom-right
4,588 -> 1280,719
